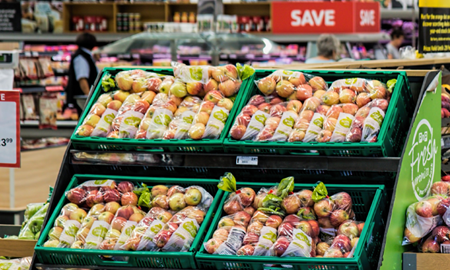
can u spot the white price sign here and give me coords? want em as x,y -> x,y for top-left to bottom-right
236,156 -> 258,166
0,90 -> 20,167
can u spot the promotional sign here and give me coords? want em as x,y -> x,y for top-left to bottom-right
271,1 -> 380,34
0,90 -> 20,168
418,0 -> 450,53
380,71 -> 441,270
0,3 -> 21,32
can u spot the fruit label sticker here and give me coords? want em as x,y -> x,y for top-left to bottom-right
81,180 -> 116,189
137,220 -> 164,251
85,221 -> 110,249
303,113 -> 325,142
215,227 -> 246,255
408,119 -> 438,200
91,108 -> 118,137
114,221 -> 137,250
162,218 -> 199,252
254,226 -> 277,256
146,108 -> 173,139
282,229 -> 312,257
58,220 -> 81,248
362,107 -> 385,142
271,111 -> 297,141
203,106 -> 230,139
175,110 -> 196,139
242,110 -> 270,140
331,113 -> 355,142
177,65 -> 209,83
118,110 -> 144,138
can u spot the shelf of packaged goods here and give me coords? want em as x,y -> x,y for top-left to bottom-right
0,33 -> 132,42
381,9 -> 419,19
15,85 -> 65,93
21,120 -> 78,127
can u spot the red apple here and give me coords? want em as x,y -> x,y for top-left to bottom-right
283,214 -> 302,227
431,182 -> 450,196
233,211 -> 251,227
266,215 -> 283,229
415,201 -> 433,218
432,226 -> 450,243
236,114 -> 251,127
308,220 -> 320,238
242,105 -> 258,116
330,210 -> 350,228
117,181 -> 134,193
314,199 -> 333,218
333,234 -> 352,253
296,84 -> 313,101
103,189 -> 121,203
298,189 -> 314,207
224,200 -> 243,215
116,205 -> 134,220
237,244 -> 255,256
422,238 -> 440,253
247,221 -> 264,235
248,95 -> 265,106
244,206 -> 255,216
121,192 -> 138,206
338,221 -> 360,239
318,217 -> 334,228
332,192 -> 352,212
404,228 -> 421,243
243,232 -> 260,245
316,242 -> 330,256
282,195 -> 301,214
272,236 -> 290,256
239,188 -> 256,207
427,197 -> 441,216
155,230 -> 173,248
67,188 -> 86,205
278,222 -> 294,237
111,217 -> 127,232
438,198 -> 450,217
357,222 -> 365,235
296,221 -> 313,237
213,228 -> 229,242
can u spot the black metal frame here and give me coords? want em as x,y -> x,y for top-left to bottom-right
30,70 -> 433,270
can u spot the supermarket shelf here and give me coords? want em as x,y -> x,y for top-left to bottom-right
35,264 -> 187,270
70,150 -> 400,172
21,144 -> 68,152
21,120 -> 78,127
21,127 -> 75,139
2,32 -> 390,43
15,85 -> 64,93
381,9 -> 419,19
0,33 -> 132,42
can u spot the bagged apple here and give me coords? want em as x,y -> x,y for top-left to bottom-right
366,79 -> 388,101
419,225 -> 450,253
19,203 -> 49,240
257,176 -> 295,216
90,91 -> 130,137
345,98 -> 389,142
98,205 -> 145,250
314,103 -> 358,143
323,234 -> 353,258
163,96 -> 202,139
211,225 -> 247,255
288,97 -> 321,142
108,93 -> 142,138
134,93 -> 169,139
121,207 -> 173,251
403,195 -> 445,245
251,226 -> 278,256
0,257 -> 32,270
229,95 -> 272,141
336,220 -> 363,242
118,92 -> 157,138
218,172 -> 256,215
270,228 -> 314,258
114,69 -> 162,92
255,103 -> 299,142
154,206 -> 207,252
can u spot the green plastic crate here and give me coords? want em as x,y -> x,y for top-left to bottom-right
195,182 -> 386,270
70,67 -> 254,152
223,69 -> 414,156
35,174 -> 223,269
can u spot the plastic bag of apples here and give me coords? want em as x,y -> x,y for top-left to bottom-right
114,70 -> 165,93
162,96 -> 202,140
419,225 -> 450,253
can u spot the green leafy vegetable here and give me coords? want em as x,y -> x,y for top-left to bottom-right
236,63 -> 255,81
136,184 -> 152,209
102,74 -> 115,92
387,79 -> 396,93
312,182 -> 328,203
276,176 -> 295,198
218,172 -> 237,193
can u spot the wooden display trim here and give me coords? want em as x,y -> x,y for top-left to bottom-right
0,238 -> 37,257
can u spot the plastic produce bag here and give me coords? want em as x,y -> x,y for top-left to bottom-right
403,195 -> 444,245
91,90 -> 131,137
218,173 -> 256,215
0,257 -> 32,270
77,93 -> 115,137
288,97 -> 321,142
121,207 -> 173,251
114,69 -> 162,92
419,225 -> 450,253
118,92 -> 157,138
323,234 -> 353,258
107,93 -> 142,138
39,93 -> 58,129
19,203 -> 48,240
163,96 -> 202,139
22,94 -> 38,120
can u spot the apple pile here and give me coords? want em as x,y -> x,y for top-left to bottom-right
172,63 -> 242,98
114,70 -> 168,93
76,91 -> 128,137
204,177 -> 365,259
442,94 -> 450,119
419,225 -> 450,253
44,181 -> 214,252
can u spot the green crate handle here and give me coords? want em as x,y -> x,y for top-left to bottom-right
135,148 -> 165,153
289,152 -> 320,156
93,256 -> 133,267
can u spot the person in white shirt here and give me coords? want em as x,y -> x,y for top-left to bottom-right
386,29 -> 404,59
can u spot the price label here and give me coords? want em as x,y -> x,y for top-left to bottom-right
236,156 -> 258,166
0,90 -> 20,167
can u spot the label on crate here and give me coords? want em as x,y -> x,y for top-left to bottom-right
441,244 -> 450,253
236,156 -> 258,166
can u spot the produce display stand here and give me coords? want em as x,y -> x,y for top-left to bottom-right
29,68 -> 442,270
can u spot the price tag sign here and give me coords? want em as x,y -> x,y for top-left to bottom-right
0,90 -> 20,167
236,156 -> 258,166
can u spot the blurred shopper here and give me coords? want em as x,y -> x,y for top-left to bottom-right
386,29 -> 404,59
64,33 -> 98,116
305,34 -> 340,64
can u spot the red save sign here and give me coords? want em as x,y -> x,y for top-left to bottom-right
272,2 -> 380,34
0,90 -> 20,168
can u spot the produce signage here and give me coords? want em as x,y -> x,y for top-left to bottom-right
0,90 -> 20,167
271,1 -> 380,34
380,71 -> 441,270
418,0 -> 450,53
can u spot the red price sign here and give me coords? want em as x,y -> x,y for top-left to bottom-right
0,90 -> 20,168
271,1 -> 380,34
